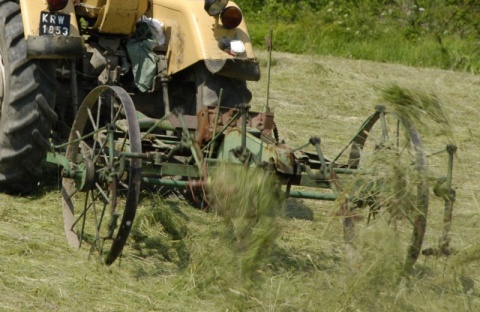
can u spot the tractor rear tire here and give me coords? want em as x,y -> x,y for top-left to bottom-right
0,0 -> 57,194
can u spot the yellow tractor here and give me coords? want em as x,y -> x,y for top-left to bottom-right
0,0 -> 258,193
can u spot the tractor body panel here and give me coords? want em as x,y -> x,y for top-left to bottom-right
150,0 -> 259,80
85,0 -> 149,35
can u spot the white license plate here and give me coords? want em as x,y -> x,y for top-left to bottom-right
40,12 -> 70,36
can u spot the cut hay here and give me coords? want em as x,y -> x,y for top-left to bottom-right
3,52 -> 480,311
379,83 -> 452,138
207,164 -> 284,277
130,197 -> 190,268
176,164 -> 285,309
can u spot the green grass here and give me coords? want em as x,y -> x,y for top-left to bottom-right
238,0 -> 480,75
2,51 -> 480,310
247,21 -> 480,73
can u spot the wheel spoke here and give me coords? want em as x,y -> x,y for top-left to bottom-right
87,107 -> 98,131
0,53 -> 4,103
94,182 -> 111,205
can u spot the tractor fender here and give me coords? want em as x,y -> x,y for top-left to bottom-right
150,0 -> 260,81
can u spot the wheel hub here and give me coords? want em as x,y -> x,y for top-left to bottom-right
74,158 -> 96,192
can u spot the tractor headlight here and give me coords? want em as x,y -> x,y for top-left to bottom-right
47,0 -> 69,11
220,6 -> 243,29
204,0 -> 229,16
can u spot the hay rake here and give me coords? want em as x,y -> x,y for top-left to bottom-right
46,85 -> 456,270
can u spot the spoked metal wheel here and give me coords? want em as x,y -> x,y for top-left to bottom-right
344,105 -> 429,271
61,86 -> 142,265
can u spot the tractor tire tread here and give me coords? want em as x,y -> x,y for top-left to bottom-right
0,0 -> 56,193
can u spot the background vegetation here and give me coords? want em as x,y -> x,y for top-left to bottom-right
236,0 -> 480,72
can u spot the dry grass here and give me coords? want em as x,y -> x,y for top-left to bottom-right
1,51 -> 480,311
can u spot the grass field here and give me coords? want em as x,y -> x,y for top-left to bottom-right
1,51 -> 480,311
